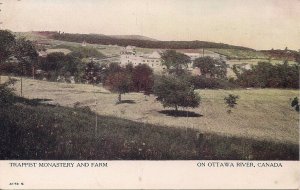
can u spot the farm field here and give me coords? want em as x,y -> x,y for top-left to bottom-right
208,48 -> 268,59
2,76 -> 298,145
226,59 -> 296,67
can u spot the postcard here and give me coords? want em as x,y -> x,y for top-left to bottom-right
0,0 -> 299,189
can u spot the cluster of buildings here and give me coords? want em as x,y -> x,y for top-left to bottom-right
36,43 -> 226,77
120,46 -> 218,74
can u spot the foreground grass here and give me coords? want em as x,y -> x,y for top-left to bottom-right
0,102 -> 298,160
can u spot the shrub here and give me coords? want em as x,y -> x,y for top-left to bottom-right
0,78 -> 18,107
224,94 -> 239,113
190,76 -> 238,89
291,97 -> 299,112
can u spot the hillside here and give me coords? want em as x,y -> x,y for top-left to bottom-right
25,31 -> 253,50
1,102 -> 298,160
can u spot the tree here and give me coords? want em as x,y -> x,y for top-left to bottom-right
0,30 -> 16,83
125,63 -> 134,74
193,56 -> 227,78
84,61 -> 101,84
105,72 -> 133,102
100,62 -> 122,82
153,75 -> 200,112
160,50 -> 191,75
63,54 -> 84,78
224,94 -> 239,113
295,53 -> 300,64
14,38 -> 38,76
40,52 -> 65,72
0,30 -> 15,64
132,64 -> 154,94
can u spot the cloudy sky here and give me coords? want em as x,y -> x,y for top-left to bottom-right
1,0 -> 299,50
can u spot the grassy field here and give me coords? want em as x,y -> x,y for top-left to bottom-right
208,48 -> 268,59
45,48 -> 71,55
2,76 -> 298,146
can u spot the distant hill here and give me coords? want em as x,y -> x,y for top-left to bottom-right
24,31 -> 254,50
109,35 -> 158,41
28,32 -> 158,41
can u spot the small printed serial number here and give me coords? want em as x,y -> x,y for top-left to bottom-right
9,182 -> 24,186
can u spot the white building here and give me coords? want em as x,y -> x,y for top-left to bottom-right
81,41 -> 87,47
120,46 -> 166,72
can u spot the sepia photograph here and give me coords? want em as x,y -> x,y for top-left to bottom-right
0,0 -> 299,162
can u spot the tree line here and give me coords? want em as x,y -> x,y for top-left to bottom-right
233,61 -> 299,89
50,32 -> 252,50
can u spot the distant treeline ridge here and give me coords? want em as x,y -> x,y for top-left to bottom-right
38,31 -> 254,50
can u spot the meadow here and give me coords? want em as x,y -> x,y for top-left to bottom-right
2,76 -> 298,145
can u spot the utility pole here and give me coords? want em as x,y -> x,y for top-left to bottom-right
0,2 -> 3,30
21,63 -> 24,96
94,86 -> 98,136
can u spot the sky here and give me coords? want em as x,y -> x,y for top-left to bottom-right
0,0 -> 299,50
